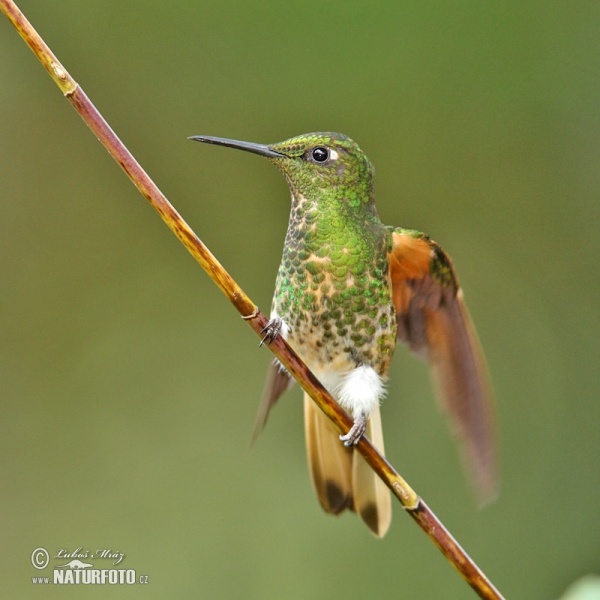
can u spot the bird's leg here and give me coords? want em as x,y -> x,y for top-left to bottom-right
259,317 -> 282,347
340,412 -> 367,447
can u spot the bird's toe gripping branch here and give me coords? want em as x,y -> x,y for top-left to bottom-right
259,318 -> 283,347
340,412 -> 367,446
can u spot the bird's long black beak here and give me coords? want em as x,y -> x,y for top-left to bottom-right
188,135 -> 285,159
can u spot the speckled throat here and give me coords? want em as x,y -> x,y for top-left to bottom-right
271,187 -> 397,377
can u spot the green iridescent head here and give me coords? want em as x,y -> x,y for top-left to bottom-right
267,132 -> 374,201
189,132 -> 376,208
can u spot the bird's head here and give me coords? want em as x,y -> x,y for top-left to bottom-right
190,132 -> 375,209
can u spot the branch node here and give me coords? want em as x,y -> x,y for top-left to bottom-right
51,61 -> 67,81
241,306 -> 259,320
393,481 -> 420,508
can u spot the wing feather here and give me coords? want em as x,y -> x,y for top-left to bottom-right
390,229 -> 497,501
251,360 -> 295,444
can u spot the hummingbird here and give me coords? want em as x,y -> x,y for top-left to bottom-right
190,132 -> 496,537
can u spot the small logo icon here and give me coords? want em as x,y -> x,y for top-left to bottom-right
55,559 -> 94,570
31,548 -> 50,570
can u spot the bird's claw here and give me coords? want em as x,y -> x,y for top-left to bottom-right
260,318 -> 282,347
340,413 -> 367,447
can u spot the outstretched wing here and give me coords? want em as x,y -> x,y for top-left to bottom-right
389,228 -> 497,502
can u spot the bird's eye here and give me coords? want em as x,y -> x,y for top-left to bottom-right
311,147 -> 329,163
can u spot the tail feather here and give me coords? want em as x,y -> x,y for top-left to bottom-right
304,393 -> 391,536
351,405 -> 392,537
304,394 -> 353,514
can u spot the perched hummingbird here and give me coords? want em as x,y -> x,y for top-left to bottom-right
190,132 -> 496,537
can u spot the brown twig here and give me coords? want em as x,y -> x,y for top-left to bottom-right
0,1 -> 505,598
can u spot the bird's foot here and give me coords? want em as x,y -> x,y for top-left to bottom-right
340,413 -> 367,447
260,318 -> 282,347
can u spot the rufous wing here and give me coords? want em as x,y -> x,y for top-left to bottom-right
389,228 -> 497,502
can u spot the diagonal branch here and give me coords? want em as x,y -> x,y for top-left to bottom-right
0,1 -> 505,598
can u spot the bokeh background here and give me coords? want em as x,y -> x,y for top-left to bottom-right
1,1 -> 599,598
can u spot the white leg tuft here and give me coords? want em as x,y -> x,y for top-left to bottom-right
335,365 -> 385,418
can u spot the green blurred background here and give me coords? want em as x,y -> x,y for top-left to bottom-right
1,1 -> 599,598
